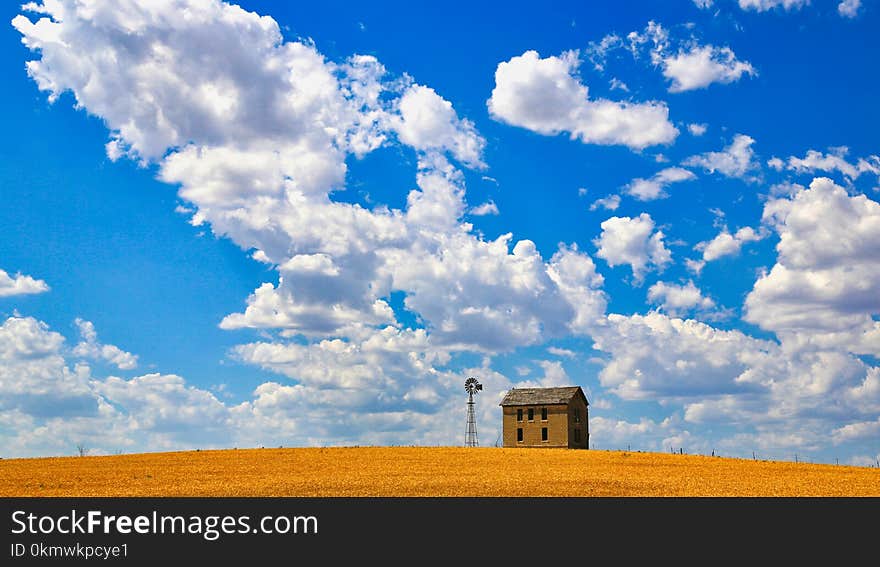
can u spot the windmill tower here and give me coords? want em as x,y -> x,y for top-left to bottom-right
464,376 -> 482,447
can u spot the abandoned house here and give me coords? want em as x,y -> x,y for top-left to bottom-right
499,386 -> 589,449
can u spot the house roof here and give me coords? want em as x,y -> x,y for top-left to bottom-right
499,386 -> 588,407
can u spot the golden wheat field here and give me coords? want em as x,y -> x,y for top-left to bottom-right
1,447 -> 878,497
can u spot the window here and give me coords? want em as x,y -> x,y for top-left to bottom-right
517,408 -> 522,422
541,407 -> 548,421
517,428 -> 523,442
574,409 -> 581,423
574,429 -> 581,443
527,408 -> 534,421
541,427 -> 548,442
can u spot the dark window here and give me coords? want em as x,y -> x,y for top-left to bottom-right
517,428 -> 523,442
574,409 -> 581,423
541,427 -> 548,441
527,408 -> 534,421
541,407 -> 548,421
574,429 -> 581,443
517,408 -> 522,422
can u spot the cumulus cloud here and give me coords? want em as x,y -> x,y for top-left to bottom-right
745,177 -> 880,353
72,319 -> 138,370
735,0 -> 860,18
695,226 -> 767,262
683,134 -> 759,180
391,84 -> 486,168
0,314 -> 252,456
624,167 -> 696,201
592,312 -> 773,400
662,46 -> 755,93
0,268 -> 49,297
738,0 -> 809,11
688,123 -> 708,136
487,50 -> 678,150
646,281 -> 715,317
591,309 -> 880,458
624,22 -> 755,93
833,416 -> 879,444
0,313 -> 523,456
469,200 -> 499,216
774,147 -> 879,182
14,1 -> 613,356
547,346 -> 576,358
594,214 -> 672,283
589,194 -> 621,211
609,78 -> 629,92
838,0 -> 862,18
0,316 -> 84,405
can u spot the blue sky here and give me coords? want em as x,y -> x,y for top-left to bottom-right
2,0 -> 879,465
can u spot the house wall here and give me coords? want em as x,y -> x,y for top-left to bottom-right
501,399 -> 590,449
567,398 -> 589,449
502,404 -> 570,448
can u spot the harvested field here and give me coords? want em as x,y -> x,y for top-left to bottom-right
1,447 -> 878,497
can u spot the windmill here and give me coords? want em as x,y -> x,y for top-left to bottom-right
464,376 -> 482,447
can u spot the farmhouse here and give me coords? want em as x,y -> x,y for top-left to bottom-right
499,386 -> 589,449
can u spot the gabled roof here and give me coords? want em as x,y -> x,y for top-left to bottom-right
499,386 -> 588,407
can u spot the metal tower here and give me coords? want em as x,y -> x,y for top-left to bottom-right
464,377 -> 482,447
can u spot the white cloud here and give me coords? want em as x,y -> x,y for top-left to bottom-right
0,314 -> 245,455
590,194 -> 621,211
469,200 -> 499,216
592,312 -> 773,400
767,157 -> 785,170
15,1 -> 611,356
745,177 -> 880,353
487,50 -> 678,150
738,0 -> 809,11
72,318 -> 138,370
838,0 -> 861,18
646,281 -> 715,317
624,167 -> 696,201
589,308 -> 880,458
833,416 -> 879,444
625,22 -> 754,93
536,360 -> 570,387
696,226 -> 767,262
594,214 -> 672,283
391,84 -> 486,168
685,258 -> 706,275
0,313 -> 522,456
233,328 -> 440,390
546,244 -> 608,335
683,134 -> 759,180
588,416 -> 673,449
0,316 -> 98,436
735,0 -> 861,19
0,268 -> 49,297
781,148 -> 879,182
768,181 -> 806,197
662,46 -> 756,93
585,34 -> 623,72
688,123 -> 708,136
609,78 -> 629,92
547,346 -> 576,358
693,0 -> 714,8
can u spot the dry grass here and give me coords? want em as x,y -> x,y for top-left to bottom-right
1,447 -> 878,497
